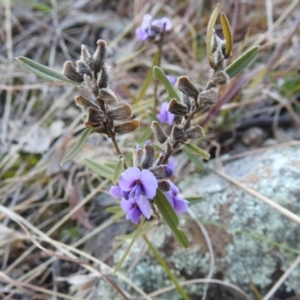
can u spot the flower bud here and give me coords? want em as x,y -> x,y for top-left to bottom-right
99,88 -> 118,104
142,142 -> 155,169
97,64 -> 109,89
133,145 -> 144,168
114,120 -> 139,134
171,125 -> 185,141
213,70 -> 229,86
176,76 -> 199,99
63,61 -> 83,83
182,94 -> 192,111
75,95 -> 99,110
162,165 -> 173,177
107,104 -> 132,120
168,99 -> 189,116
93,39 -> 107,73
149,165 -> 166,179
83,74 -> 98,96
198,88 -> 217,105
76,60 -> 91,77
84,107 -> 105,128
158,179 -> 170,191
151,121 -> 168,144
186,125 -> 204,139
80,45 -> 92,66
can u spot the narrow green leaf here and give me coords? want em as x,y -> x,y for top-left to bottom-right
206,3 -> 221,68
83,158 -> 114,181
113,158 -> 124,184
144,235 -> 190,300
104,161 -> 118,169
16,56 -> 80,85
153,66 -> 180,102
185,196 -> 204,206
184,143 -> 210,160
106,205 -> 123,214
61,128 -> 93,165
114,218 -> 144,273
220,12 -> 232,58
154,189 -> 189,248
225,45 -> 260,78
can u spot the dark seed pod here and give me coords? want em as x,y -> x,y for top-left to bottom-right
99,88 -> 118,105
75,95 -> 99,110
158,179 -> 170,191
151,121 -> 168,144
107,104 -> 132,121
142,142 -> 155,169
186,125 -> 204,139
168,99 -> 189,116
93,39 -> 107,74
176,76 -> 199,99
84,107 -> 105,128
62,61 -> 83,83
114,120 -> 139,134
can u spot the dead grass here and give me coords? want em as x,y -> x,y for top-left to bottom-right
0,0 -> 300,299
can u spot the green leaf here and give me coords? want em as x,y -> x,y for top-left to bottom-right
113,158 -> 124,184
153,189 -> 189,248
220,12 -> 232,58
82,158 -> 114,181
16,56 -> 80,85
185,196 -> 204,206
153,66 -> 180,102
61,128 -> 93,165
184,143 -> 210,160
114,218 -> 144,273
106,205 -> 123,214
104,161 -> 118,169
225,45 -> 260,78
144,235 -> 190,300
206,4 -> 221,68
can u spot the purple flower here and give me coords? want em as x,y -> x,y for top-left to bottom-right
136,14 -> 172,41
157,102 -> 175,125
164,180 -> 188,214
110,167 -> 158,224
167,156 -> 176,174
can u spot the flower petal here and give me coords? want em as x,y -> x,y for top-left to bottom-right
173,197 -> 189,214
152,17 -> 172,31
140,169 -> 158,199
141,14 -> 152,29
127,207 -> 142,224
136,28 -> 148,41
110,186 -> 122,198
119,167 -> 141,191
137,195 -> 152,219
120,197 -> 135,213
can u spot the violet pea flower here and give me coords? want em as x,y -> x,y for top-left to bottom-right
157,102 -> 175,125
164,180 -> 188,214
136,14 -> 172,41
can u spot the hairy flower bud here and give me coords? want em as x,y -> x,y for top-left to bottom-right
213,70 -> 229,86
186,125 -> 204,139
133,145 -> 144,168
151,121 -> 168,144
107,104 -> 132,120
75,95 -> 99,110
176,76 -> 199,99
80,45 -> 92,65
99,88 -> 118,104
93,39 -> 107,74
83,74 -> 98,96
114,120 -> 139,134
97,64 -> 109,89
182,94 -> 192,111
63,61 -> 83,83
149,165 -> 166,179
85,107 -> 105,128
142,142 -> 155,169
198,88 -> 217,105
158,179 -> 170,191
168,99 -> 189,116
76,60 -> 91,77
171,125 -> 185,141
